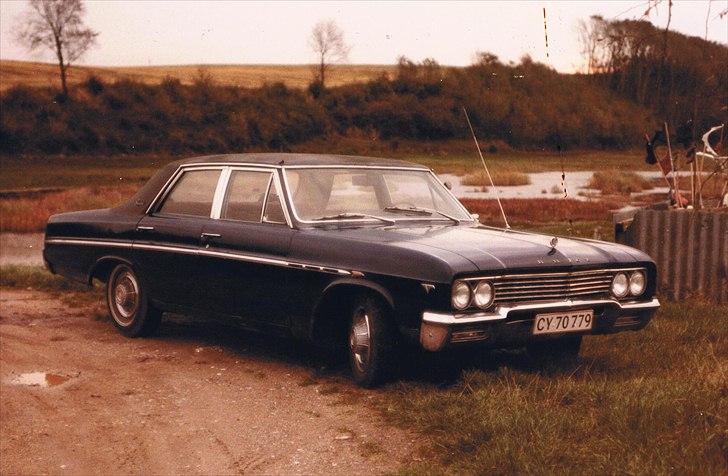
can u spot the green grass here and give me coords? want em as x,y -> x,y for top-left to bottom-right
377,301 -> 728,474
0,150 -> 650,191
0,265 -> 88,292
0,154 -> 170,190
411,150 -> 653,176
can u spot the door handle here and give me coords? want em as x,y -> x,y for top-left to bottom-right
136,226 -> 154,231
200,232 -> 221,239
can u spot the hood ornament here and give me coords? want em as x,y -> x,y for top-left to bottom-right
550,237 -> 559,249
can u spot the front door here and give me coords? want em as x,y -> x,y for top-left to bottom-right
196,168 -> 294,328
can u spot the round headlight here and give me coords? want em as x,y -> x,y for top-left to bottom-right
451,281 -> 471,310
473,281 -> 494,309
629,270 -> 646,296
611,272 -> 629,298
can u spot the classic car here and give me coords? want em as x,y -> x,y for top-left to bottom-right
44,153 -> 660,386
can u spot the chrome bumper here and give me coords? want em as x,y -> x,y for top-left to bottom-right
420,298 -> 660,351
423,298 -> 660,325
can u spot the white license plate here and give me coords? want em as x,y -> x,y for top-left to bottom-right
533,310 -> 594,335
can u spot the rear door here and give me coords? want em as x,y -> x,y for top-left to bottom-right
134,167 -> 224,308
196,168 -> 294,328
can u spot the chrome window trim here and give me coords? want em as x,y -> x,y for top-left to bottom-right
148,163 -> 293,227
280,166 -> 475,225
262,172 -> 290,226
210,167 -> 232,219
147,165 -> 226,217
282,165 -> 429,171
215,167 -> 273,224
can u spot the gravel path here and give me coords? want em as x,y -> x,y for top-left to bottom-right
0,288 -> 420,475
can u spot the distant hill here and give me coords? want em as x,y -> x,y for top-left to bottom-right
0,60 -> 396,91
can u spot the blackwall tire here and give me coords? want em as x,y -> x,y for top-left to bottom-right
106,264 -> 161,337
348,295 -> 395,388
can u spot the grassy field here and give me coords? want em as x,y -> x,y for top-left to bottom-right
0,60 -> 396,91
2,265 -> 726,474
377,300 -> 728,474
0,150 -> 651,190
0,151 -> 651,233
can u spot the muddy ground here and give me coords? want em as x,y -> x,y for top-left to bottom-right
0,288 -> 422,475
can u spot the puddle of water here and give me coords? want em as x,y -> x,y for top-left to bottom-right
9,372 -> 70,387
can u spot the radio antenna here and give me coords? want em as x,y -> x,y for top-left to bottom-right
463,107 -> 510,229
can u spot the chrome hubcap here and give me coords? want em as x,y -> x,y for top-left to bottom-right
349,309 -> 371,372
111,270 -> 139,325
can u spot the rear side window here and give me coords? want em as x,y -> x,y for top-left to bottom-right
220,170 -> 272,222
158,169 -> 221,217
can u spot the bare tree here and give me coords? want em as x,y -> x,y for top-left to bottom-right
15,0 -> 98,97
309,20 -> 350,91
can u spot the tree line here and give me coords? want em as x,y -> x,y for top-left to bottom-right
2,1 -> 725,155
0,55 -> 654,154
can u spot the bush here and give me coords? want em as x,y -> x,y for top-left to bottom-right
0,54 -> 662,155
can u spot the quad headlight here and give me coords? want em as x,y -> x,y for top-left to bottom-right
473,281 -> 494,309
611,272 -> 629,298
612,270 -> 647,298
452,280 -> 495,310
628,270 -> 646,296
451,280 -> 471,310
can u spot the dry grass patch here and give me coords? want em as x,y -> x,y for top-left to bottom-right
587,171 -> 653,195
0,60 -> 396,91
377,301 -> 728,475
461,198 -> 622,225
461,171 -> 531,187
0,185 -> 139,233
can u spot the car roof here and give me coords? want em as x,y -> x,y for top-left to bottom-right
175,153 -> 429,169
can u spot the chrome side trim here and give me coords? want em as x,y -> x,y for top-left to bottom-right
45,238 -> 133,248
46,237 -> 349,275
422,298 -> 660,325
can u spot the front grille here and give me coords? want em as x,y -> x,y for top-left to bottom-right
491,269 -> 616,303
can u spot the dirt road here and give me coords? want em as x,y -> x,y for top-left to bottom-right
0,288 -> 419,475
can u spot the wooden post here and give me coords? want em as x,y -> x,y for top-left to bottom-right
665,122 -> 682,208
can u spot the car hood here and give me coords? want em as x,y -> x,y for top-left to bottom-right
311,223 -> 649,273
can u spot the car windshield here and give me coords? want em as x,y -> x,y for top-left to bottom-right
283,167 -> 471,223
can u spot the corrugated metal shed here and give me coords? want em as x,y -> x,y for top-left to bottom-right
615,206 -> 728,303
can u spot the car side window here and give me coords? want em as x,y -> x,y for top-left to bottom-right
157,169 -> 221,217
220,170 -> 271,222
263,179 -> 286,224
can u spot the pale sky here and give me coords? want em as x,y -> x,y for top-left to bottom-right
0,0 -> 726,72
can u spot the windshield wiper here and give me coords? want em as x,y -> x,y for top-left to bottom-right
313,212 -> 396,225
384,206 -> 461,224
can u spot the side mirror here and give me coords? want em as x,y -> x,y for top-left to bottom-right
470,213 -> 480,222
443,181 -> 452,190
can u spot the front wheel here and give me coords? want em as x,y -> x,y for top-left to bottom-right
348,295 -> 395,387
107,264 -> 161,337
526,335 -> 582,365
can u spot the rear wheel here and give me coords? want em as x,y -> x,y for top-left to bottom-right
526,335 -> 582,364
107,264 -> 161,337
348,295 -> 395,387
